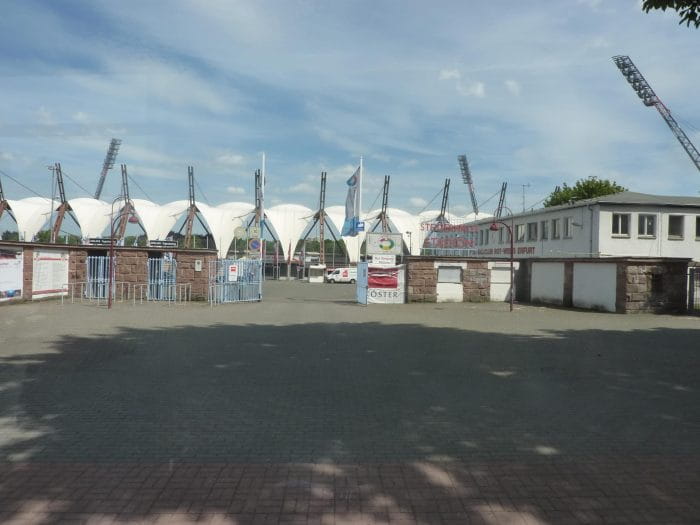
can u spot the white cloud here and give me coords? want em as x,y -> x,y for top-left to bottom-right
226,185 -> 245,194
289,182 -> 317,194
409,196 -> 427,207
439,69 -> 460,80
456,81 -> 485,98
216,152 -> 245,166
72,111 -> 90,123
505,80 -> 521,96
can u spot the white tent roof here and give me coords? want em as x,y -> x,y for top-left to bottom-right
384,207 -> 422,255
465,212 -> 493,222
155,200 -> 190,240
6,197 -> 54,241
196,202 -> 247,258
265,204 -> 314,261
68,198 -> 112,239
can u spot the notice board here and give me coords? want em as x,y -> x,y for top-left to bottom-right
0,248 -> 23,302
32,249 -> 69,299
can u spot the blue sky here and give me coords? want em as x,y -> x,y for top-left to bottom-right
0,0 -> 698,216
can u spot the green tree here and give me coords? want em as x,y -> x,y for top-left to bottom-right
642,0 -> 700,28
543,177 -> 626,208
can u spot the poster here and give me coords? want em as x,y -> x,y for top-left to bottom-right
227,263 -> 239,282
367,264 -> 406,304
0,248 -> 23,302
32,249 -> 69,299
366,232 -> 403,256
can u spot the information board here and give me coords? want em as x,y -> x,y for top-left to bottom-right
32,249 -> 69,299
227,263 -> 239,282
366,232 -> 403,256
0,248 -> 23,302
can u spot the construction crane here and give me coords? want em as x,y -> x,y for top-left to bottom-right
495,182 -> 508,218
458,155 -> 479,215
94,138 -> 121,200
612,55 -> 700,173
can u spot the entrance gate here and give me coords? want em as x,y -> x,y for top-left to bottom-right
86,255 -> 113,299
209,259 -> 262,305
147,257 -> 177,300
690,268 -> 700,314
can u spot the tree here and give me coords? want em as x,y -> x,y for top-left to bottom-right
543,177 -> 626,208
642,0 -> 700,28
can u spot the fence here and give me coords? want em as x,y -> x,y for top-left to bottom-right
690,267 -> 700,314
85,255 -> 114,300
208,258 -> 262,305
147,257 -> 177,301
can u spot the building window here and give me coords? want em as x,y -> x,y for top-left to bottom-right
498,226 -> 504,244
540,220 -> 548,240
668,215 -> 684,239
611,213 -> 630,236
515,224 -> 525,243
638,214 -> 656,237
438,266 -> 461,283
527,222 -> 538,241
483,229 -> 489,245
696,216 -> 700,240
564,216 -> 574,238
478,230 -> 483,246
551,218 -> 560,239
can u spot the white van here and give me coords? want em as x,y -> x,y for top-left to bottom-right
325,267 -> 357,284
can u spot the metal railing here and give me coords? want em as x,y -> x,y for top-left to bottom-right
61,281 -> 130,305
132,283 -> 191,305
147,257 -> 177,301
208,259 -> 262,305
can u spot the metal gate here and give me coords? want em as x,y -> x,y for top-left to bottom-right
690,268 -> 700,314
209,259 -> 262,305
86,255 -> 114,299
147,257 -> 177,301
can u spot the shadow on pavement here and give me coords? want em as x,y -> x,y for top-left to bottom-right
0,321 -> 698,523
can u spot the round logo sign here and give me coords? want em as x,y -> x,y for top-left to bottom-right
248,238 -> 261,251
378,237 -> 395,251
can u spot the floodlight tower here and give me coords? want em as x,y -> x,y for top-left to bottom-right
612,55 -> 700,173
458,155 -> 479,215
94,138 -> 122,200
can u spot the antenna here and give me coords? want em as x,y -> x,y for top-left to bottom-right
94,138 -> 121,200
612,55 -> 700,173
458,155 -> 479,215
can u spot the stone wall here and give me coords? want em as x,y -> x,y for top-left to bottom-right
21,246 -> 33,300
620,262 -> 688,314
405,257 -> 490,303
174,252 -> 218,300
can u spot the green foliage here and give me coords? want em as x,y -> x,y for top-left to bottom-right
543,177 -> 627,208
2,230 -> 19,241
642,0 -> 700,28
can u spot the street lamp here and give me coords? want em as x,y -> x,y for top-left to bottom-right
489,205 -> 515,312
108,196 -> 123,310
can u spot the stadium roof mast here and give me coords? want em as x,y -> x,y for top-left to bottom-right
183,166 -> 198,248
115,164 -> 134,240
495,182 -> 508,218
50,162 -> 76,243
436,178 -> 450,223
612,55 -> 700,174
0,175 -> 9,222
94,138 -> 122,200
458,155 -> 479,215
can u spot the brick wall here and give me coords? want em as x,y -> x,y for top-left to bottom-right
405,257 -> 490,303
621,262 -> 688,314
21,246 -> 33,300
174,252 -> 218,300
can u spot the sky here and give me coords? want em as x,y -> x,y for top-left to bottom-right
0,0 -> 698,218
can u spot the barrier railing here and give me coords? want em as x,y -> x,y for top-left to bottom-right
132,283 -> 192,305
61,281 -> 130,305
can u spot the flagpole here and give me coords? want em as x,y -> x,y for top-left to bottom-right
358,156 -> 363,264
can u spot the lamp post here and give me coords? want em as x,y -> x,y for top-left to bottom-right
489,205 -> 515,312
405,231 -> 412,255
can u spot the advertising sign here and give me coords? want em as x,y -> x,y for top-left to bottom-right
366,264 -> 406,304
227,264 -> 239,282
421,222 -> 478,253
32,249 -> 69,299
0,248 -> 23,302
366,232 -> 403,256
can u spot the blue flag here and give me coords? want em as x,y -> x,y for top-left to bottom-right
341,166 -> 360,236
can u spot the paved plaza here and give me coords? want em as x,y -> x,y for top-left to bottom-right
0,281 -> 698,524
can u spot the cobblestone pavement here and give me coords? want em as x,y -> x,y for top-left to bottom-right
0,281 -> 699,524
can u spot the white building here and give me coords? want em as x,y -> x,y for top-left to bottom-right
470,192 -> 700,262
